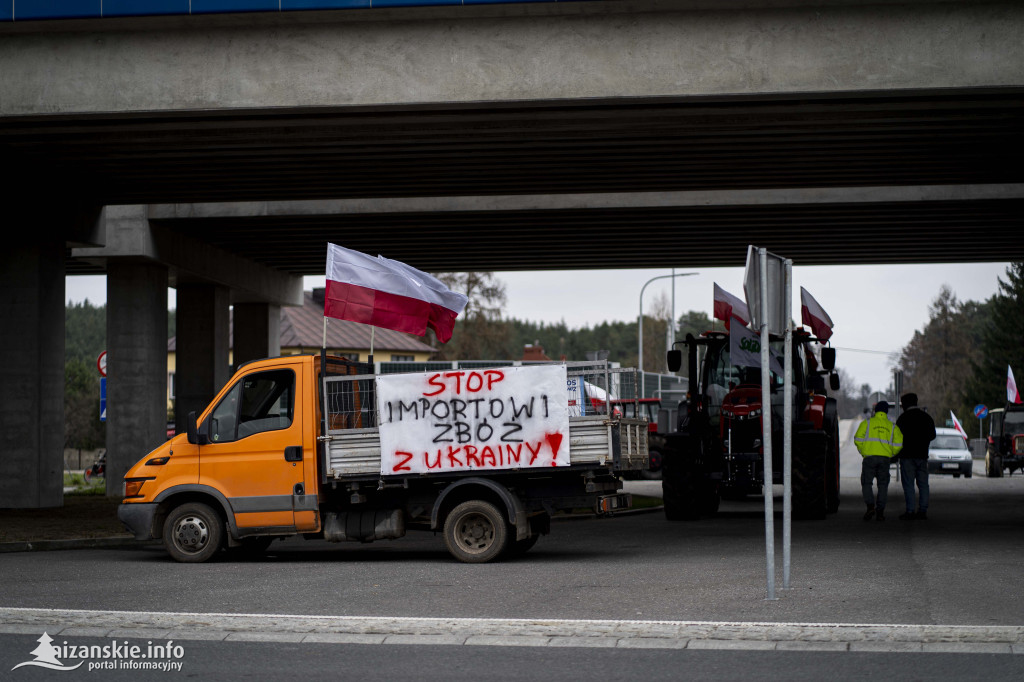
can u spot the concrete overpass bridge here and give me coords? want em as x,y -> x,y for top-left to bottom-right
2,0 -> 1022,507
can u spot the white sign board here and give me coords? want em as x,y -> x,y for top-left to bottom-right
743,245 -> 787,335
376,365 -> 571,475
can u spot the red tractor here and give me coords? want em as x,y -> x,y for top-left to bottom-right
660,329 -> 840,520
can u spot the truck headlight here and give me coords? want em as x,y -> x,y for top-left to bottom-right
123,479 -> 149,498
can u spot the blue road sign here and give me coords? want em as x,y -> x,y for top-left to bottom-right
974,404 -> 988,420
100,377 -> 107,422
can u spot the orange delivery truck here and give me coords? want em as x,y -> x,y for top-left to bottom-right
118,355 -> 648,563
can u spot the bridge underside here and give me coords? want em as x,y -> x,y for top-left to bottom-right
5,88 -> 1019,272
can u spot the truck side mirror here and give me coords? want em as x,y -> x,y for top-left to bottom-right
186,412 -> 198,444
820,347 -> 836,371
667,349 -> 682,372
830,371 -> 841,391
186,411 -> 209,446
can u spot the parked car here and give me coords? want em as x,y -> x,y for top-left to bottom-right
927,427 -> 973,478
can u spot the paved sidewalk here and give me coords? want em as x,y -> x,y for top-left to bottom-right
2,607 -> 1022,654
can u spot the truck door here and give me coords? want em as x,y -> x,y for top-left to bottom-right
198,363 -> 317,533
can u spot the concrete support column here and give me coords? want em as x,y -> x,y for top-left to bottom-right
105,261 -> 169,497
0,238 -> 65,508
174,283 -> 230,433
233,302 -> 281,368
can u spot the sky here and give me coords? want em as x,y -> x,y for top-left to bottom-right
66,262 -> 1012,393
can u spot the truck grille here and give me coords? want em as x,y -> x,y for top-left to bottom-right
1013,434 -> 1024,456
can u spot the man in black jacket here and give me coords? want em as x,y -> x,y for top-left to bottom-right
895,393 -> 936,520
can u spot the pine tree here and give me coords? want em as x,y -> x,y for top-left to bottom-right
967,263 -> 1024,410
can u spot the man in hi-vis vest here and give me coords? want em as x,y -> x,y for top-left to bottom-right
854,401 -> 904,521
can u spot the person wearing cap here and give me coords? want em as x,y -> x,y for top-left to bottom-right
895,393 -> 936,520
854,401 -> 904,521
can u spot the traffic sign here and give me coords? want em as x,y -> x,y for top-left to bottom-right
97,351 -> 107,377
100,377 -> 107,422
974,404 -> 988,419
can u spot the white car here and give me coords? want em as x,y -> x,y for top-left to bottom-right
927,427 -> 973,478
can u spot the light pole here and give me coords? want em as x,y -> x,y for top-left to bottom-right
639,271 -> 698,397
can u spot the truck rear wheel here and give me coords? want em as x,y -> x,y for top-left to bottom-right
163,502 -> 224,563
443,500 -> 509,563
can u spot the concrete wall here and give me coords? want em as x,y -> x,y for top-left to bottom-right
1,2 -> 1022,116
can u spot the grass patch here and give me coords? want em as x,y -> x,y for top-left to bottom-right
63,471 -> 107,495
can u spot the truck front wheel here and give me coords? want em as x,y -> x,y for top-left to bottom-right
443,500 -> 509,563
163,502 -> 224,563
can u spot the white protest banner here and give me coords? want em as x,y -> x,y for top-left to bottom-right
376,365 -> 570,475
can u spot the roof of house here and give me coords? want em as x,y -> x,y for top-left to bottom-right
168,290 -> 436,354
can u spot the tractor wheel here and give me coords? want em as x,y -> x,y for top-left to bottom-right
793,432 -> 828,520
662,455 -> 699,521
699,482 -> 720,516
987,454 -> 1004,478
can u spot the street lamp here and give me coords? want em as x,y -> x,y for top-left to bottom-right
638,271 -> 698,397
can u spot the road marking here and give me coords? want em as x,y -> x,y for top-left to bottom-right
1,608 -> 1021,654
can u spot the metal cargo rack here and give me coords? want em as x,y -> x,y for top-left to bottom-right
319,363 -> 649,480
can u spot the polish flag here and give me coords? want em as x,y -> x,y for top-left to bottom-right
713,283 -> 750,330
950,411 -> 969,441
1009,365 -> 1023,404
800,287 -> 834,342
324,243 -> 468,343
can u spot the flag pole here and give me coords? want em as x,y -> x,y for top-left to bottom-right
369,326 -> 375,366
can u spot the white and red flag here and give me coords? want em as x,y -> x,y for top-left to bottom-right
800,287 -> 834,342
324,243 -> 468,343
713,283 -> 750,330
950,411 -> 969,441
1009,365 -> 1023,404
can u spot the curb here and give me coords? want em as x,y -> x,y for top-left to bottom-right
2,608 -> 1022,653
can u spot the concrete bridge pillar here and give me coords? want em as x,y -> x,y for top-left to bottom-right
233,302 -> 281,368
0,236 -> 65,508
173,283 -> 231,434
105,261 -> 169,497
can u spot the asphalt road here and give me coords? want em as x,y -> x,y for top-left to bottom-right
3,418 -> 1022,679
3,635 -> 1023,682
3,472 -> 1023,625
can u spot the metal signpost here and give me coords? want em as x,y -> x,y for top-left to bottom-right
743,246 -> 793,599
